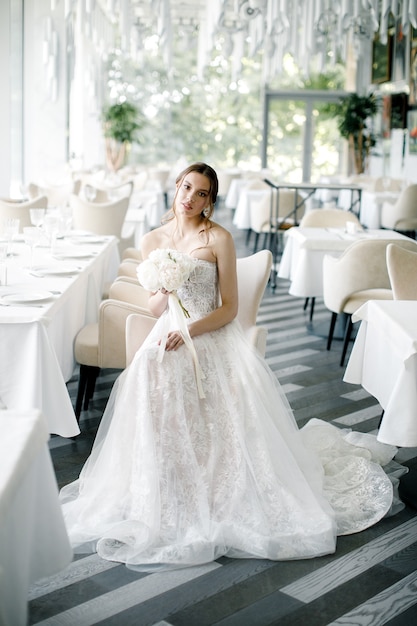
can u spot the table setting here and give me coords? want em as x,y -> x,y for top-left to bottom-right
278,226 -> 413,299
0,223 -> 120,437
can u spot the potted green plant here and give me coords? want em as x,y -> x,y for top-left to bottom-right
334,93 -> 378,175
102,101 -> 142,172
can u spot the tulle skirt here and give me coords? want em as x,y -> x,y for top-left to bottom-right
60,319 -> 399,570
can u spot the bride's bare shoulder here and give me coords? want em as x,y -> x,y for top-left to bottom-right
140,225 -> 170,257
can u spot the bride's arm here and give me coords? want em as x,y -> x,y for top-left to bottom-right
188,228 -> 238,338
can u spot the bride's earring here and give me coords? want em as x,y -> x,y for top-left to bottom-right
202,207 -> 209,217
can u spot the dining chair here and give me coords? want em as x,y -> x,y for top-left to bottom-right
216,170 -> 241,204
386,243 -> 417,299
69,193 -> 135,255
380,184 -> 417,236
74,279 -> 156,419
249,188 -> 303,254
125,249 -> 273,368
0,195 -> 48,231
122,247 -> 142,262
27,180 -> 80,207
373,177 -> 403,192
299,208 -> 363,320
82,179 -> 134,203
117,258 -> 140,279
323,238 -> 417,366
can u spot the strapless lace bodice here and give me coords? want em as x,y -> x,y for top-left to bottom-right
177,259 -> 218,319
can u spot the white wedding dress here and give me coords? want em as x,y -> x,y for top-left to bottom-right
60,258 -> 400,570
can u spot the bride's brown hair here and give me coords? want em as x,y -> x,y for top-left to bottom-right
162,162 -> 218,226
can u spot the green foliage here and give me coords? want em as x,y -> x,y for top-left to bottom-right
335,93 -> 378,139
331,93 -> 378,173
102,101 -> 142,144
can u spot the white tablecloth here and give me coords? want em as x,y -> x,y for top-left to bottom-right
0,234 -> 119,437
278,227 -> 412,298
0,409 -> 72,626
225,178 -> 249,210
233,188 -> 270,230
344,300 -> 417,448
360,191 -> 399,229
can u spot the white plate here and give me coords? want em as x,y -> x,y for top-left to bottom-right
54,251 -> 97,259
69,236 -> 107,244
1,290 -> 54,304
33,266 -> 80,276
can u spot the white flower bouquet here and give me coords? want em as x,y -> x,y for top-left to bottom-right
137,248 -> 205,398
137,248 -> 197,317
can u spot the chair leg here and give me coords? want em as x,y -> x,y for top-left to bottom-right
252,232 -> 260,253
75,364 -> 89,420
75,364 -> 100,419
303,298 -> 309,311
84,366 -> 101,409
327,312 -> 337,351
245,228 -> 252,246
340,316 -> 353,367
309,297 -> 315,322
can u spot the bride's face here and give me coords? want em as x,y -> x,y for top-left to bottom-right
175,172 -> 211,217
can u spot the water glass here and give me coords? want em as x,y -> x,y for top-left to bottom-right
23,226 -> 40,270
30,208 -> 46,228
3,218 -> 20,256
43,214 -> 60,252
0,242 -> 8,285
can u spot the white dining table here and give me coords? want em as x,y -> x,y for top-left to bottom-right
0,232 -> 119,437
0,409 -> 72,626
344,300 -> 417,448
233,188 -> 270,230
278,227 -> 412,298
359,190 -> 400,229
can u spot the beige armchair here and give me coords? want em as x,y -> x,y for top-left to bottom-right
122,247 -> 142,262
125,249 -> 273,367
74,279 -> 156,419
249,189 -> 303,253
323,238 -> 417,366
386,243 -> 417,300
299,208 -> 363,320
82,179 -> 134,203
380,184 -> 417,234
299,208 -> 362,228
27,180 -> 81,206
69,193 -> 134,255
0,196 -> 48,231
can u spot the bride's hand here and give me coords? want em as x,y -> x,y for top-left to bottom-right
164,330 -> 184,351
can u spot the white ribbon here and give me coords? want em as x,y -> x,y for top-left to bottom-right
157,293 -> 206,399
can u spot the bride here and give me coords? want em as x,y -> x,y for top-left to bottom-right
60,162 -> 399,570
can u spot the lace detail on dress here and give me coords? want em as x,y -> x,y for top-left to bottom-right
177,260 -> 218,320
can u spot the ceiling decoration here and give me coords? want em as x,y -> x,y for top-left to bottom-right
67,1 -> 417,85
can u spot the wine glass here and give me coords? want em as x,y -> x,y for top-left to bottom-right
84,185 -> 97,202
43,214 -> 60,252
22,226 -> 40,270
0,241 -> 8,285
30,208 -> 46,229
3,218 -> 20,256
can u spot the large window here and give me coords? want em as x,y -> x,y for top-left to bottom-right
261,90 -> 348,182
